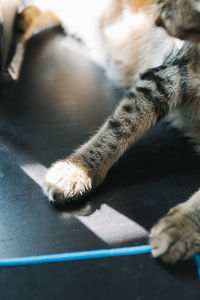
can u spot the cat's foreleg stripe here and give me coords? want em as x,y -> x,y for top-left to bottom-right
136,86 -> 154,101
124,91 -> 136,100
80,154 -> 95,169
136,86 -> 170,120
122,105 -> 134,113
105,143 -> 117,151
140,70 -> 167,97
177,63 -> 188,102
108,119 -> 122,129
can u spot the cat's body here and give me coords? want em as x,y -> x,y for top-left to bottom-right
17,0 -> 200,263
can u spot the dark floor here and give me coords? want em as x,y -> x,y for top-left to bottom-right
0,29 -> 200,299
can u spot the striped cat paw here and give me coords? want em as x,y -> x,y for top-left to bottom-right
43,160 -> 93,205
150,205 -> 200,263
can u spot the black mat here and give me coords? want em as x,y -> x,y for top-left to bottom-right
0,29 -> 200,299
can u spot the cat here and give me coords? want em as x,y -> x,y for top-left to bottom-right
17,0 -> 200,263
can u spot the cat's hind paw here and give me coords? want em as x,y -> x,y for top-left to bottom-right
43,160 -> 93,205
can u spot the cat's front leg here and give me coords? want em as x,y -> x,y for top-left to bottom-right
44,92 -> 157,204
150,190 -> 200,263
44,58 -> 186,205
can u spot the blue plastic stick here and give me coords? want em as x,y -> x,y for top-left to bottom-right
0,244 -> 200,280
193,255 -> 200,279
0,245 -> 152,267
